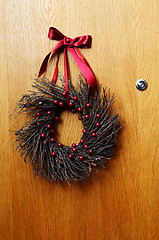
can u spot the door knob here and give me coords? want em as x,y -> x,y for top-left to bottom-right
136,79 -> 147,91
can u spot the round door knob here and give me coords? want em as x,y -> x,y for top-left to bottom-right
136,79 -> 147,91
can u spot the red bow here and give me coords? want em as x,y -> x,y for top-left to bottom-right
38,27 -> 97,101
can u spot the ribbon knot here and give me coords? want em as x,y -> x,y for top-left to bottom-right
38,27 -> 97,102
63,37 -> 73,47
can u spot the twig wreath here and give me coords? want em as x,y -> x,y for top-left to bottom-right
13,27 -> 121,182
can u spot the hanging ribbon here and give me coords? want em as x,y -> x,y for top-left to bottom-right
38,27 -> 97,102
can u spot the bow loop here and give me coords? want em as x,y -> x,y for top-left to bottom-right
73,35 -> 92,48
48,27 -> 65,41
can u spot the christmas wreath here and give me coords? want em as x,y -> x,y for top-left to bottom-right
14,76 -> 120,182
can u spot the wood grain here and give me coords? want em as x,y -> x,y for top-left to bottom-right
1,0 -> 159,239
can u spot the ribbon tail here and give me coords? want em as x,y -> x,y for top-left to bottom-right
64,48 -> 70,103
67,48 -> 97,93
52,53 -> 59,83
74,47 -> 89,66
38,52 -> 52,77
38,41 -> 64,78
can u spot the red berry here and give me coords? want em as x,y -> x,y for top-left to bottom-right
40,133 -> 45,138
84,144 -> 88,149
47,124 -> 51,129
37,122 -> 40,125
96,122 -> 100,127
72,143 -> 76,147
69,102 -> 73,107
82,129 -> 86,133
55,116 -> 59,120
79,156 -> 84,160
51,129 -> 54,133
72,148 -> 77,152
96,113 -> 100,118
80,139 -> 84,143
51,138 -> 55,142
73,96 -> 78,101
51,152 -> 56,156
89,150 -> 93,154
36,112 -> 41,117
86,103 -> 91,108
59,102 -> 64,107
92,132 -> 96,137
62,91 -> 67,96
78,107 -> 82,112
69,154 -> 73,159
47,111 -> 51,115
78,116 -> 82,120
54,100 -> 58,104
58,143 -> 62,147
43,141 -> 45,144
85,114 -> 89,119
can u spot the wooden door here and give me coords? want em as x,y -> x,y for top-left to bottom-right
1,0 -> 159,239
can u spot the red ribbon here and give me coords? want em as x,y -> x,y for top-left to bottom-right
38,27 -> 97,101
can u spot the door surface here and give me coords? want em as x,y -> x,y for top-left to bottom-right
1,0 -> 159,239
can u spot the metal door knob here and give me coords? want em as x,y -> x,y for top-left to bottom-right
136,79 -> 147,91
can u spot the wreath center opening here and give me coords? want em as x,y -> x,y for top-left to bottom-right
54,109 -> 83,146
